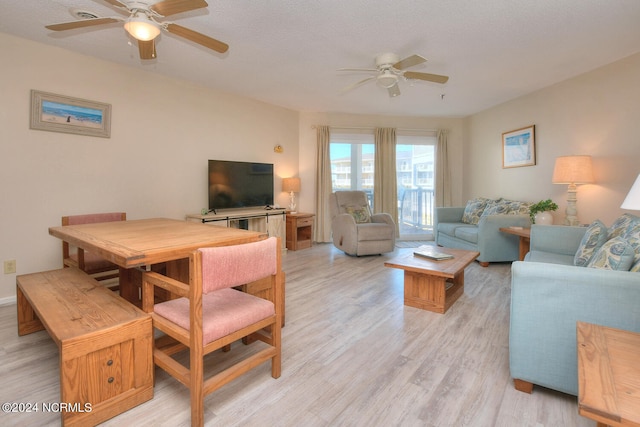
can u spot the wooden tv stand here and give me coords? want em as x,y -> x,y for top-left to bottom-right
186,208 -> 286,250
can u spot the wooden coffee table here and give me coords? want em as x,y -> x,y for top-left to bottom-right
384,248 -> 479,314
577,322 -> 640,427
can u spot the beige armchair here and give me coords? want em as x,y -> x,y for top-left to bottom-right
329,191 -> 396,256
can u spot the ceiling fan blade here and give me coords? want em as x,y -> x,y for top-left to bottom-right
151,0 -> 208,17
102,0 -> 129,10
388,84 -> 401,97
45,17 -> 120,31
404,71 -> 449,84
138,39 -> 157,60
341,76 -> 376,93
166,23 -> 229,53
337,68 -> 378,73
393,54 -> 427,70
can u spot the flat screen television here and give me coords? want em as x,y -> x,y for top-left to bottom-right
208,159 -> 274,211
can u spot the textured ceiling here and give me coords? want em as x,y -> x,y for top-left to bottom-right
2,0 -> 640,117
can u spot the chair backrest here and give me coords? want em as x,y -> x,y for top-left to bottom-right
62,212 -> 126,263
330,191 -> 372,219
199,237 -> 278,294
62,212 -> 126,226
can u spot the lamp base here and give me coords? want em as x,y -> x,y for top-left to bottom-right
563,183 -> 580,226
288,191 -> 296,213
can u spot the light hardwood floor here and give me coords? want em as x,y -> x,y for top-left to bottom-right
0,243 -> 593,426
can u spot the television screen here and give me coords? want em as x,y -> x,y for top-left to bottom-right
208,160 -> 274,210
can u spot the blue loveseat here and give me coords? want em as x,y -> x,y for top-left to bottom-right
435,197 -> 531,266
509,221 -> 640,395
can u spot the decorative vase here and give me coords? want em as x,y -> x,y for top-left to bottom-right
534,211 -> 554,225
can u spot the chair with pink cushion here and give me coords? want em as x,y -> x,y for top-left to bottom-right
61,212 -> 126,286
141,237 -> 283,427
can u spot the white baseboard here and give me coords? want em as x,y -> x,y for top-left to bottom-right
0,296 -> 17,306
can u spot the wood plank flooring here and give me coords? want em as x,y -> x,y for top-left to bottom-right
0,243 -> 593,426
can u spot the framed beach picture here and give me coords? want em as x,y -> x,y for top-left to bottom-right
30,90 -> 111,138
502,125 -> 535,168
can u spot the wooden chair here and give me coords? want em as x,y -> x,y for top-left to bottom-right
61,212 -> 126,287
142,237 -> 283,427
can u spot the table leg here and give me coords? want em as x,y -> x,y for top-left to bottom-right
519,236 -> 530,261
119,267 -> 142,307
403,270 -> 464,314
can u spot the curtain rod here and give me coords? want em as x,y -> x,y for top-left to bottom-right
310,125 -> 438,133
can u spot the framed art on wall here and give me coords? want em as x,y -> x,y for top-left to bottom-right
30,90 -> 111,138
502,125 -> 535,168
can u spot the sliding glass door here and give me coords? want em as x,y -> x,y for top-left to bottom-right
329,132 -> 436,240
330,133 -> 375,209
396,134 -> 436,240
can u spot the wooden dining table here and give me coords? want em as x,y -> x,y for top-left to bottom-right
49,218 -> 267,306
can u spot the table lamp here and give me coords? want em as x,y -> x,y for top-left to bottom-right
552,155 -> 594,226
282,177 -> 301,213
621,174 -> 640,210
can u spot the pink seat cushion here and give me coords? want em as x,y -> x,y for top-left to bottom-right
154,288 -> 275,345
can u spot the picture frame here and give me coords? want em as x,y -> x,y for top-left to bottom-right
30,90 -> 111,138
502,125 -> 535,168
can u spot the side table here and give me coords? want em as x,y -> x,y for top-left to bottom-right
286,212 -> 314,251
577,321 -> 640,427
499,227 -> 531,261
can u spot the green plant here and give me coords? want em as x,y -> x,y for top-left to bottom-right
529,199 -> 559,222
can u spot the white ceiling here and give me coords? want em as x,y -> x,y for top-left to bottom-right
2,0 -> 640,118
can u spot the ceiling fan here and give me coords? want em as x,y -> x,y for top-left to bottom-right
339,53 -> 449,97
44,0 -> 228,60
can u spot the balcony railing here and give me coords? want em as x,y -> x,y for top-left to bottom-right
399,188 -> 435,234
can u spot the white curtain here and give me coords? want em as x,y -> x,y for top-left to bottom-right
314,125 -> 332,242
435,129 -> 452,207
374,128 -> 399,234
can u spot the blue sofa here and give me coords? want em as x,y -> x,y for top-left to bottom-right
509,224 -> 640,395
435,198 -> 531,266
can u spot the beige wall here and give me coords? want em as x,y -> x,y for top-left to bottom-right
2,30 -> 639,300
465,52 -> 640,226
0,33 -> 299,299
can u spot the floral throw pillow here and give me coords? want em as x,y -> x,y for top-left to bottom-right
461,197 -> 490,225
574,220 -> 608,267
586,237 -> 635,270
345,205 -> 371,223
607,213 -> 640,240
481,199 -> 530,217
622,219 -> 640,268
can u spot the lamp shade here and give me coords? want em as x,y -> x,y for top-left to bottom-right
552,155 -> 595,184
621,174 -> 640,210
282,177 -> 301,193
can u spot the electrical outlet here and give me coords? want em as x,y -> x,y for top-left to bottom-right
4,260 -> 16,274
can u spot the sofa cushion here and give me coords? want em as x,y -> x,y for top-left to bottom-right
437,222 -> 463,237
461,197 -> 490,225
574,220 -> 608,267
356,222 -> 395,241
345,205 -> 371,223
586,237 -> 635,270
454,226 -> 479,244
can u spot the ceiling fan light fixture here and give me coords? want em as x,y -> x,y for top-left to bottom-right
124,15 -> 161,41
376,72 -> 398,89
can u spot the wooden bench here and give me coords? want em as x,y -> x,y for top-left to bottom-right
17,268 -> 153,426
